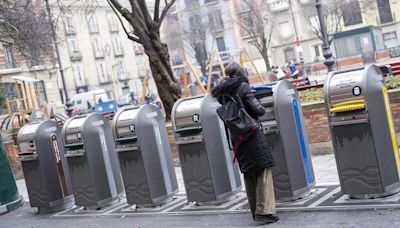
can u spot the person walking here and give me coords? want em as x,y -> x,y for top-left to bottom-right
289,60 -> 299,79
212,62 -> 278,225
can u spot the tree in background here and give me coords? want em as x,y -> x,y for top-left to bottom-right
0,1 -> 53,65
107,0 -> 181,119
302,0 -> 371,45
182,8 -> 208,76
237,0 -> 273,71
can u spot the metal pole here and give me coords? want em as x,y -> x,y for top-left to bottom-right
44,0 -> 69,103
315,0 -> 335,72
288,0 -> 307,80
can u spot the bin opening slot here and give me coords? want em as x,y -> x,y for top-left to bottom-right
116,136 -> 137,144
65,143 -> 84,151
175,126 -> 202,135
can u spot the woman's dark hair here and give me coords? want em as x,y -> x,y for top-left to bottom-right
225,62 -> 248,79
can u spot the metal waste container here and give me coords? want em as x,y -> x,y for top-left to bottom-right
325,64 -> 400,198
0,132 -> 23,215
62,113 -> 124,209
172,95 -> 242,205
253,80 -> 315,201
17,120 -> 74,213
112,104 -> 178,207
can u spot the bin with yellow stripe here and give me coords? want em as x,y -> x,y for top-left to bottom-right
324,64 -> 400,199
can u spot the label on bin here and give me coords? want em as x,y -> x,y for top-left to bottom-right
352,86 -> 362,96
146,111 -> 158,119
129,125 -> 135,132
51,135 -> 61,163
285,89 -> 295,96
45,126 -> 57,133
192,114 -> 200,123
92,120 -> 104,126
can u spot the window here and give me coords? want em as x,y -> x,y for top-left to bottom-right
96,62 -> 109,83
284,47 -> 295,63
67,39 -> 81,60
87,15 -> 99,34
107,14 -> 119,33
72,65 -> 85,86
189,15 -> 202,29
185,0 -> 199,5
279,21 -> 291,38
122,86 -> 130,95
64,15 -> 76,35
377,0 -> 393,24
208,10 -> 224,30
216,37 -> 226,52
91,37 -> 104,58
174,53 -> 183,65
335,37 -> 360,58
312,44 -> 322,62
341,1 -> 362,26
3,45 -> 16,69
111,37 -> 124,56
383,32 -> 398,48
116,59 -> 128,80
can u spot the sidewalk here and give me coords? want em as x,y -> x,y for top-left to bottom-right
15,154 -> 339,202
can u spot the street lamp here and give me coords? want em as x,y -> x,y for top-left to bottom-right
315,0 -> 335,72
44,0 -> 74,116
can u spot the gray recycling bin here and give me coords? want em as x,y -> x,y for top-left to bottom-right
112,104 -> 178,207
253,80 -> 315,201
62,113 -> 124,209
17,120 -> 74,213
172,94 -> 242,205
325,64 -> 400,199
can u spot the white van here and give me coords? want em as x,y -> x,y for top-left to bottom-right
71,89 -> 110,115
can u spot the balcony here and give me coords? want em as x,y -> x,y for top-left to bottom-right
118,72 -> 130,81
70,51 -> 82,61
299,0 -> 312,5
267,0 -> 289,12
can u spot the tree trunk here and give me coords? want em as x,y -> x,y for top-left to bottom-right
261,47 -> 271,72
144,36 -> 181,120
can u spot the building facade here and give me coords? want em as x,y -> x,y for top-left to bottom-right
51,0 -> 141,101
267,0 -> 400,67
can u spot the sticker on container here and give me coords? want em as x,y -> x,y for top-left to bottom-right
285,88 -> 295,96
92,120 -> 104,126
77,132 -> 82,139
129,125 -> 135,132
146,111 -> 158,119
45,126 -> 57,133
192,114 -> 200,123
352,86 -> 362,96
51,135 -> 61,162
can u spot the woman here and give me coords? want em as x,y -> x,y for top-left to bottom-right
212,62 -> 278,225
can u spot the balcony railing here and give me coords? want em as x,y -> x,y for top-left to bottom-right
118,72 -> 130,81
267,0 -> 289,12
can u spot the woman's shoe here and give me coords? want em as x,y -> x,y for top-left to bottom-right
254,214 -> 279,224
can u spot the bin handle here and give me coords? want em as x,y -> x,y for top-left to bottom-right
330,118 -> 368,127
116,147 -> 139,152
176,138 -> 203,145
65,152 -> 85,157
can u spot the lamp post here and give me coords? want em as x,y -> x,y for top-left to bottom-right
315,0 -> 335,72
44,0 -> 74,116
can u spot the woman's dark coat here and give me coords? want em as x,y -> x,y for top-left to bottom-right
212,77 -> 274,173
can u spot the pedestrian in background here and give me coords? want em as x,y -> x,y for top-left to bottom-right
289,60 -> 299,79
212,62 -> 278,225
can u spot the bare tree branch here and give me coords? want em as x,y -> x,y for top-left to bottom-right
154,0 -> 160,21
107,0 -> 141,43
157,0 -> 176,27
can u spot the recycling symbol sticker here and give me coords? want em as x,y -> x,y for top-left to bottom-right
352,86 -> 362,96
129,125 -> 135,132
192,114 -> 200,123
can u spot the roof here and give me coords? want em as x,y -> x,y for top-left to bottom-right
11,76 -> 41,83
